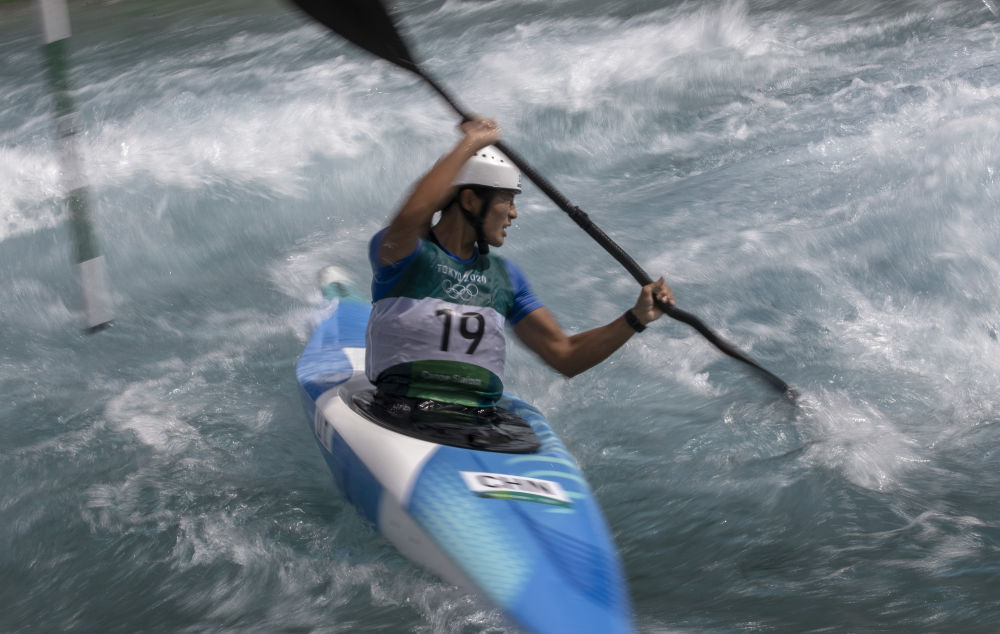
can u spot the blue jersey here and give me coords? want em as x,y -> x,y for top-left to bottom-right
366,229 -> 543,406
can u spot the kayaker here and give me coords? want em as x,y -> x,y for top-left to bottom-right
366,117 -> 674,410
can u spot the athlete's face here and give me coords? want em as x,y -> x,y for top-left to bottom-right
481,190 -> 518,247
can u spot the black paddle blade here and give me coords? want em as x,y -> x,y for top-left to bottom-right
286,0 -> 419,75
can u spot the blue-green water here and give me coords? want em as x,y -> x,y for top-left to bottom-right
3,0 -> 1000,631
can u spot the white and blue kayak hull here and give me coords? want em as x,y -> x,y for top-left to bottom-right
296,290 -> 634,633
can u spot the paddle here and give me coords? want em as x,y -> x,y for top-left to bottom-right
286,0 -> 794,397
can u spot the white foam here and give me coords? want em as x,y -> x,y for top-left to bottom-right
0,22 -> 443,244
104,371 -> 205,451
794,388 -> 924,492
0,144 -> 65,241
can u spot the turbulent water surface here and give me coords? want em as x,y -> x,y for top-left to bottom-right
3,0 -> 1000,631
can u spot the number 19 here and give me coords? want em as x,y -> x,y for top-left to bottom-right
436,308 -> 485,354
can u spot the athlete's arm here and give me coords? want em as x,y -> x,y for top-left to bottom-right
514,278 -> 674,377
378,119 -> 501,266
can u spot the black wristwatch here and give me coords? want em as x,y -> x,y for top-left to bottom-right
624,309 -> 646,333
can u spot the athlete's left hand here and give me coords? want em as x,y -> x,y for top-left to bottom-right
631,276 -> 674,326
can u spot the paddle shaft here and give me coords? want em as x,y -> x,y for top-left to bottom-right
419,72 -> 792,394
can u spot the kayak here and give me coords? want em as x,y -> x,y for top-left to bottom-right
295,268 -> 635,634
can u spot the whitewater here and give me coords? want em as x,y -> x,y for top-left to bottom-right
2,0 -> 1000,631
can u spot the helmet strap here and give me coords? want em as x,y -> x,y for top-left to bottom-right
458,188 -> 495,256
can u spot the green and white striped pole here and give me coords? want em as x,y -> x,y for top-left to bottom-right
37,0 -> 113,332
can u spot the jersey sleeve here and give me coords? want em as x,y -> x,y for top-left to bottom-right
369,228 -> 422,302
504,259 -> 544,325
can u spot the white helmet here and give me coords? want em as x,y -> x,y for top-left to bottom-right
452,146 -> 521,192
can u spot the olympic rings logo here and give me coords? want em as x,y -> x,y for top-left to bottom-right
442,280 -> 479,302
